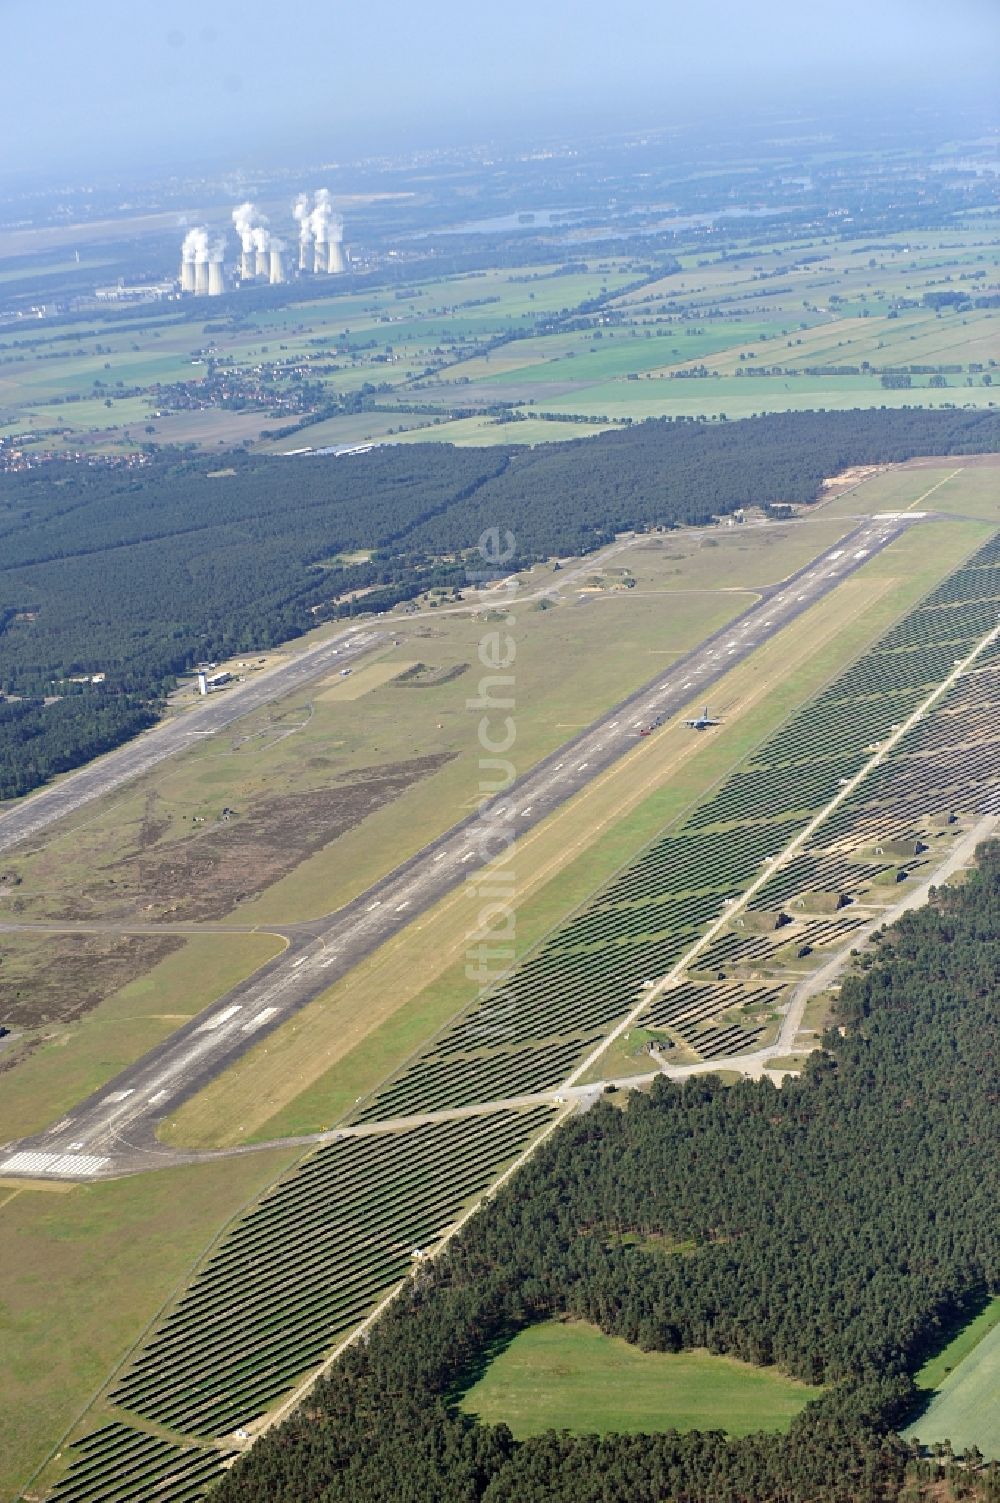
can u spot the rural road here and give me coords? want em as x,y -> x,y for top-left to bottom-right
0,513 -> 921,1180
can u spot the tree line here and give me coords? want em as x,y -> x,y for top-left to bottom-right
1,406 -> 998,800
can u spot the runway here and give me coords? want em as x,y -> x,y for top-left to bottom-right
0,514 -> 918,1178
0,532 -> 650,862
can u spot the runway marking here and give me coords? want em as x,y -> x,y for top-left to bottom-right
105,1090 -> 134,1103
196,1004 -> 242,1032
1,1151 -> 108,1177
243,1007 -> 279,1033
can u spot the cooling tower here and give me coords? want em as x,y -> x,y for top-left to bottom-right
327,241 -> 347,274
240,250 -> 254,281
255,249 -> 269,278
180,260 -> 196,293
298,239 -> 310,270
269,248 -> 286,285
194,261 -> 210,295
313,240 -> 327,274
208,261 -> 225,297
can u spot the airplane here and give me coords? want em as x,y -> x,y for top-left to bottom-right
684,706 -> 724,730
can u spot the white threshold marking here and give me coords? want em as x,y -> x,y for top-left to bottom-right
148,1090 -> 169,1105
196,1004 -> 242,1033
243,1007 -> 279,1033
105,1090 -> 134,1103
1,1150 -> 108,1177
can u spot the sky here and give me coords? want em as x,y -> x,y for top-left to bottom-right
2,0 -> 997,178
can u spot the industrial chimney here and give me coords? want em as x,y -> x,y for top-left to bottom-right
180,227 -> 206,292
309,189 -> 335,274
233,201 -> 261,281
253,226 -> 270,279
293,192 -> 312,270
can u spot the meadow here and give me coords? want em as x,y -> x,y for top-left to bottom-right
458,1320 -> 816,1439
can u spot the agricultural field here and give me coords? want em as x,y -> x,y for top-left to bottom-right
393,228 -> 1000,429
0,259 -> 642,453
905,1302 -> 1000,1461
2,219 -> 997,456
458,1319 -> 817,1439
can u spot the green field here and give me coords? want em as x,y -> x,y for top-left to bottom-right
458,1320 -> 816,1438
1,221 -> 996,453
905,1298 -> 1000,1460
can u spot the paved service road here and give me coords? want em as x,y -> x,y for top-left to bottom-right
0,515 -> 917,1178
0,628 -> 386,857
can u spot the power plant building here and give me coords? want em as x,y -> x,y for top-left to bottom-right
177,194 -> 348,296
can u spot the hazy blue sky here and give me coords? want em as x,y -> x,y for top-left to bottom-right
2,0 -> 997,176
